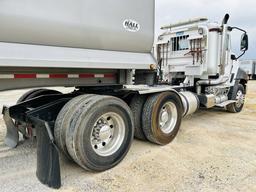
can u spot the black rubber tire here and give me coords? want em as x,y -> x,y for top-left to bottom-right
16,88 -> 61,138
54,94 -> 94,158
129,94 -> 147,141
142,92 -> 183,145
226,84 -> 245,113
65,95 -> 134,171
65,95 -> 99,170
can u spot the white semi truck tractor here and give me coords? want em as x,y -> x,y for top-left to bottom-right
0,0 -> 248,189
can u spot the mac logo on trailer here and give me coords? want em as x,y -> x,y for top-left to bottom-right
123,19 -> 140,32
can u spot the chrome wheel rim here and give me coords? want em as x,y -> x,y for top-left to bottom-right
159,102 -> 178,134
235,90 -> 245,108
90,112 -> 125,157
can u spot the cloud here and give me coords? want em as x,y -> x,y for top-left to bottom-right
155,0 -> 255,59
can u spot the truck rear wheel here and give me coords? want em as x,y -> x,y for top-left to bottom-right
226,84 -> 245,113
142,92 -> 182,145
129,94 -> 147,141
54,94 -> 94,158
65,95 -> 134,171
16,88 -> 61,138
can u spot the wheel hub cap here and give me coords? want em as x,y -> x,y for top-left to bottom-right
98,125 -> 112,141
161,111 -> 169,125
236,90 -> 245,108
159,102 -> 178,134
90,112 -> 125,157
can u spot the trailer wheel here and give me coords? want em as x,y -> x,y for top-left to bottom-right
226,84 -> 245,113
129,94 -> 147,140
142,92 -> 182,145
66,95 -> 134,171
54,94 -> 94,158
16,89 -> 61,138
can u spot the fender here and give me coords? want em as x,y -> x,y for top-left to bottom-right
123,85 -> 185,115
235,68 -> 248,81
235,67 -> 248,93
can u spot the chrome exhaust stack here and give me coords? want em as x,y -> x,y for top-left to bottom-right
220,14 -> 230,76
196,14 -> 230,94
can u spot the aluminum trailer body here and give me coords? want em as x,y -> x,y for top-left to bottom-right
0,0 -> 154,52
0,1 -> 249,189
0,0 -> 155,91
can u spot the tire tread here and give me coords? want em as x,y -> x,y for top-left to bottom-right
130,95 -> 147,140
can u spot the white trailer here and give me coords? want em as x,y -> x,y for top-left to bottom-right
239,60 -> 256,80
0,0 -> 249,189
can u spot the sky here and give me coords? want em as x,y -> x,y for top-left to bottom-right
155,0 -> 256,60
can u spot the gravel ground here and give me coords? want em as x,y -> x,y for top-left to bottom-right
0,82 -> 255,192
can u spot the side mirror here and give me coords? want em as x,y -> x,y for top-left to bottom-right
241,33 -> 249,51
231,54 -> 237,60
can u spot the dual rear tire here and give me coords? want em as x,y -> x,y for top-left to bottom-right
17,86 -> 244,172
130,92 -> 183,145
142,92 -> 183,145
55,91 -> 182,171
54,95 -> 134,171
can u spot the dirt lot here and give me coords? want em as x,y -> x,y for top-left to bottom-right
0,81 -> 255,192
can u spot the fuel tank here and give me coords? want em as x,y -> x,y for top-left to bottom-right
0,0 -> 154,53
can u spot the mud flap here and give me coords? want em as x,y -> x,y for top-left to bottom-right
6,96 -> 71,189
2,106 -> 19,148
31,118 -> 61,189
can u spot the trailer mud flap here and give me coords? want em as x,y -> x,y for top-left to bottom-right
31,119 -> 61,189
25,98 -> 70,189
6,96 -> 71,189
2,106 -> 19,148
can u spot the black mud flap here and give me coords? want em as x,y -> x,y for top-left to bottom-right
7,96 -> 72,189
2,106 -> 19,148
26,98 -> 71,189
31,119 -> 61,189
26,99 -> 70,189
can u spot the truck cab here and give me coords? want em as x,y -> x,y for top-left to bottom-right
156,14 -> 248,110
